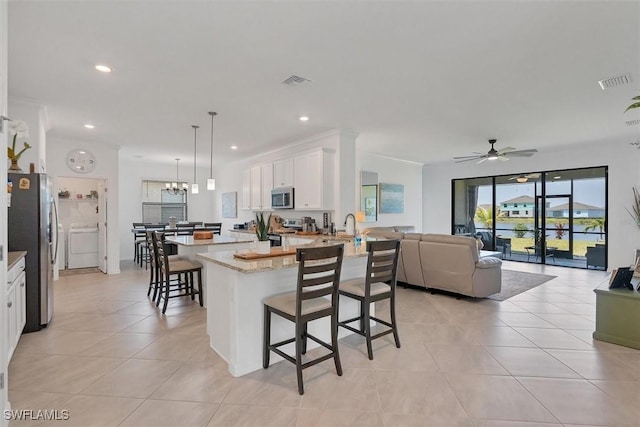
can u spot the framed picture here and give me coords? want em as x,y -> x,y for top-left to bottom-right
222,191 -> 237,218
609,267 -> 634,290
379,183 -> 404,214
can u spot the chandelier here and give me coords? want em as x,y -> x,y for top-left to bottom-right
165,158 -> 188,195
207,111 -> 217,191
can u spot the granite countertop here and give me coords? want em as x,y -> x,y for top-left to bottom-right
8,251 -> 27,270
229,229 -> 353,241
197,239 -> 369,274
166,235 -> 253,246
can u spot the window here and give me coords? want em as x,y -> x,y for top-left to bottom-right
141,180 -> 188,223
512,210 -> 520,215
514,203 -> 519,207
525,210 -> 529,215
503,204 -> 507,208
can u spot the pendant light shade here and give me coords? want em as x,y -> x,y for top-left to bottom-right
191,125 -> 199,194
207,111 -> 217,191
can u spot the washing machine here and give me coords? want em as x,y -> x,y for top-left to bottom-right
67,223 -> 99,269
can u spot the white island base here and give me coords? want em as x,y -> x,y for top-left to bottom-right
199,249 -> 368,377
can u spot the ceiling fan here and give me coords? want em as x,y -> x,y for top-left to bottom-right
453,139 -> 538,164
508,173 -> 541,183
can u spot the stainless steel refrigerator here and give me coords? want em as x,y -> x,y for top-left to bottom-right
8,173 -> 58,333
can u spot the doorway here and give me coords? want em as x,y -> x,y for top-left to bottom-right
56,176 -> 107,275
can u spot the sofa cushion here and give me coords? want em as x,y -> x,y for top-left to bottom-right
393,226 -> 415,233
403,233 -> 423,240
476,257 -> 502,268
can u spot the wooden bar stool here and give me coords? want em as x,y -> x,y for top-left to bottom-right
204,222 -> 222,235
263,245 -> 345,395
154,231 -> 203,314
146,231 -> 184,302
338,239 -> 401,360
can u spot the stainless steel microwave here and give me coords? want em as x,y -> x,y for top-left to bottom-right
271,187 -> 294,209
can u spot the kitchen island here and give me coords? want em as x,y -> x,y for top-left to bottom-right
197,240 -> 369,377
165,235 -> 254,306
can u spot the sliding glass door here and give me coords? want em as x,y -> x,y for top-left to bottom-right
451,166 -> 607,270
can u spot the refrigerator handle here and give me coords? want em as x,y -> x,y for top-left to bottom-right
51,200 -> 59,264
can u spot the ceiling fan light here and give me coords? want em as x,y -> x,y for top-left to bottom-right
516,176 -> 528,183
487,154 -> 498,160
207,178 -> 216,191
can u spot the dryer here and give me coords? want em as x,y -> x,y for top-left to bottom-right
67,223 -> 99,269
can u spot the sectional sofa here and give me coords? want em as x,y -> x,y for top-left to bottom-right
363,227 -> 502,298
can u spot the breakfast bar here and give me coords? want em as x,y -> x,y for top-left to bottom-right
197,240 -> 369,377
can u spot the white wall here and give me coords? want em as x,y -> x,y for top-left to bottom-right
355,151 -> 424,231
423,139 -> 640,267
7,99 -> 47,173
47,137 -> 120,274
118,157 -> 212,260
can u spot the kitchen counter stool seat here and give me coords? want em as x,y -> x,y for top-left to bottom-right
263,245 -> 344,395
338,239 -> 401,360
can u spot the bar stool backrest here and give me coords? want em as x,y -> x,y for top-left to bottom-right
364,240 -> 401,297
176,224 -> 196,235
153,231 -> 170,275
204,222 -> 222,235
295,245 -> 345,320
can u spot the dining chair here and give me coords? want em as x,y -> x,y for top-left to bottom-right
263,244 -> 344,395
338,239 -> 401,360
138,224 -> 166,268
154,231 -> 203,314
176,223 -> 196,236
204,222 -> 222,235
133,222 -> 151,264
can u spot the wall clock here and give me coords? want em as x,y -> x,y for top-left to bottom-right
66,149 -> 96,173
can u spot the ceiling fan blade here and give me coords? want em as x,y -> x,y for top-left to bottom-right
499,147 -> 517,153
526,173 -> 541,178
476,157 -> 488,164
455,157 -> 484,163
503,149 -> 538,157
497,155 -> 509,161
453,154 -> 484,160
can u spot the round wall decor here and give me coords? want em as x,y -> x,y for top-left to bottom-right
66,149 -> 96,173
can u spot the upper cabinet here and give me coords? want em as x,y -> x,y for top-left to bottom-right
273,158 -> 294,188
294,148 -> 335,210
248,163 -> 273,211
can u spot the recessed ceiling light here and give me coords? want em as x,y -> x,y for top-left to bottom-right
299,116 -> 309,122
230,145 -> 238,150
95,64 -> 112,73
84,124 -> 95,129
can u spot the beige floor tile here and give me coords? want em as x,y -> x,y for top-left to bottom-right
120,314 -> 191,334
299,368 -> 379,412
565,329 -> 640,352
511,301 -> 570,314
79,332 -> 159,358
513,328 -> 593,350
591,380 -> 640,411
428,344 -> 509,375
445,372 -> 558,423
495,312 -> 556,329
546,350 -> 640,381
9,355 -> 125,394
484,347 -> 580,378
460,326 -> 537,348
132,333 -> 214,361
471,420 -> 561,427
150,363 -> 234,403
120,399 -> 218,427
222,363 -> 303,407
6,391 -> 73,426
80,358 -> 181,398
208,404 -> 298,426
518,377 -> 638,426
533,313 -> 594,330
14,329 -> 114,355
375,370 -> 470,424
297,408 -> 384,427
381,412 -> 474,427
40,395 -> 144,427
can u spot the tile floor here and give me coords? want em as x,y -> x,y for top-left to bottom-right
7,261 -> 640,426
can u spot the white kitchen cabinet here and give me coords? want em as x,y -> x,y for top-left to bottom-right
294,148 -> 335,210
249,163 -> 273,211
241,169 -> 251,210
7,254 -> 26,362
273,158 -> 294,188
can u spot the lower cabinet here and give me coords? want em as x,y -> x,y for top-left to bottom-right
7,257 -> 26,362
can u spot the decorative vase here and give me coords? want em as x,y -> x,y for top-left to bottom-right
9,158 -> 23,173
256,240 -> 271,254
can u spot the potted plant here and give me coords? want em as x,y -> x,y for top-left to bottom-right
7,120 -> 31,172
255,211 -> 272,254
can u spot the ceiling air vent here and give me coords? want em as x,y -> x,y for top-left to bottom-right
625,119 -> 640,126
598,74 -> 630,90
282,75 -> 312,86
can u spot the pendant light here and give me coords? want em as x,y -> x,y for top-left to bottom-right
207,111 -> 217,191
191,125 -> 199,194
165,158 -> 188,195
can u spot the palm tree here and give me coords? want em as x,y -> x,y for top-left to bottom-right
474,206 -> 504,229
584,217 -> 606,240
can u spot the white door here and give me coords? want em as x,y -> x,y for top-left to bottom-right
97,181 -> 107,273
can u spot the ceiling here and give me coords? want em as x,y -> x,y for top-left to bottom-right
8,1 -> 640,166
